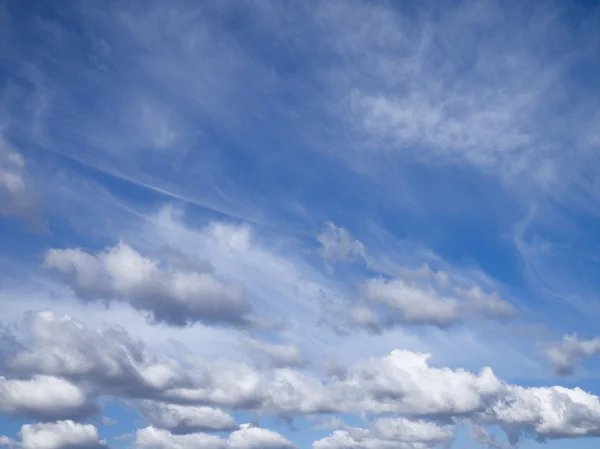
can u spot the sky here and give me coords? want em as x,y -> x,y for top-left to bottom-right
1,0 -> 600,448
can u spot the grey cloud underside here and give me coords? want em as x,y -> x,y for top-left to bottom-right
3,311 -> 600,444
42,242 -> 256,328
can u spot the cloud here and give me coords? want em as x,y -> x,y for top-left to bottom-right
136,401 -> 238,434
3,311 -> 266,410
132,424 -> 296,449
43,241 -> 254,328
133,426 -> 225,449
5,310 -> 189,399
483,384 -> 600,443
345,277 -> 514,332
5,311 -> 600,443
0,140 -> 37,221
6,421 -> 107,449
316,224 -> 515,332
317,222 -> 368,271
245,338 -> 308,369
313,417 -> 453,449
318,0 -> 588,194
359,278 -> 459,327
0,435 -> 15,447
227,425 -> 297,449
542,334 -> 600,376
0,375 -> 96,422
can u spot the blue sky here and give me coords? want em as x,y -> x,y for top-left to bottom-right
2,0 -> 600,448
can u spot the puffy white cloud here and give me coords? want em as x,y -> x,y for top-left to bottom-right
4,311 -> 264,410
348,277 -> 514,331
369,417 -> 453,443
5,311 -> 600,444
227,425 -> 296,449
0,141 -> 37,220
5,310 -> 187,398
313,417 -> 453,449
133,426 -> 226,449
543,334 -> 600,375
132,425 -> 296,449
321,349 -> 504,416
360,278 -> 459,327
484,384 -> 600,443
0,435 -> 15,446
42,242 -> 253,327
136,401 -> 238,433
0,375 -> 95,421
9,421 -> 107,449
245,338 -> 308,369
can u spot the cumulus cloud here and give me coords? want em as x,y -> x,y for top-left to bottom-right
542,334 -> 600,375
227,425 -> 297,449
133,426 -> 225,449
132,424 -> 296,449
483,384 -> 600,443
360,278 -> 459,327
5,311 -> 189,399
5,421 -> 107,449
5,311 -> 600,444
136,401 -> 238,434
313,417 -> 453,449
245,338 -> 308,369
0,375 -> 96,422
42,242 -> 254,327
346,277 -> 514,332
0,140 -> 37,220
3,311 -> 264,409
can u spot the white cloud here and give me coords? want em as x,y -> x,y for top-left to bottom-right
0,375 -> 95,422
6,310 -> 188,399
316,224 -> 515,332
0,435 -> 15,447
313,417 -> 453,449
345,277 -> 514,332
133,426 -> 226,449
318,0 -> 576,192
227,425 -> 296,449
132,425 -> 296,449
361,278 -> 459,327
43,241 -> 253,327
136,401 -> 238,433
9,421 -> 107,449
484,384 -> 600,443
543,334 -> 600,376
3,310 -> 600,444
